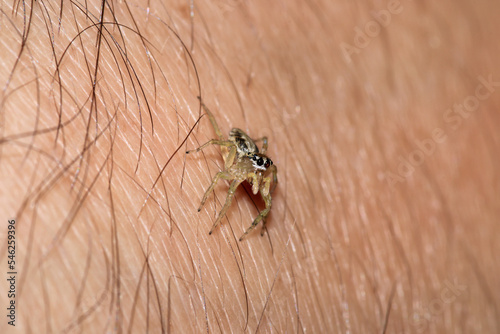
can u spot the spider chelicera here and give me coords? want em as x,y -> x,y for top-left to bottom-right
186,98 -> 278,241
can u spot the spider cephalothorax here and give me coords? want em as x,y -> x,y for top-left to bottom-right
249,153 -> 273,170
186,99 -> 278,241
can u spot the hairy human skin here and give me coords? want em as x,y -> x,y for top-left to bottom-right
1,0 -> 499,333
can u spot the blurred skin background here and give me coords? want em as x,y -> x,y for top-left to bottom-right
0,0 -> 499,332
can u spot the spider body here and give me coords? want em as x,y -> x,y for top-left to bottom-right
186,99 -> 278,241
229,128 -> 259,155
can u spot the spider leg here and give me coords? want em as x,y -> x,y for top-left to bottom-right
239,187 -> 272,241
247,172 -> 260,195
198,96 -> 225,141
260,218 -> 268,237
198,171 -> 233,211
209,179 -> 244,235
259,167 -> 276,236
269,164 -> 278,194
225,145 -> 237,169
253,136 -> 269,154
186,139 -> 234,154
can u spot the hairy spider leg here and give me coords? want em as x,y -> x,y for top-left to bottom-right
186,139 -> 237,169
198,96 -> 225,141
247,172 -> 261,195
239,182 -> 272,241
269,164 -> 278,194
186,139 -> 233,154
192,97 -> 238,168
198,95 -> 227,161
209,178 -> 244,235
224,145 -> 237,169
197,171 -> 232,211
260,218 -> 268,237
253,136 -> 269,154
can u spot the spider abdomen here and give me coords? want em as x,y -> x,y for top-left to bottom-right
229,128 -> 259,155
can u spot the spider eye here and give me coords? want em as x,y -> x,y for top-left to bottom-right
264,160 -> 270,168
257,157 -> 264,166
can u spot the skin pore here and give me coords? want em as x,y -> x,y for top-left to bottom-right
1,0 -> 499,332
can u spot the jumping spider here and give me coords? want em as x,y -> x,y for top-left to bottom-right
186,98 -> 278,241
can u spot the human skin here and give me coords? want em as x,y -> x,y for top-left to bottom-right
1,0 -> 499,333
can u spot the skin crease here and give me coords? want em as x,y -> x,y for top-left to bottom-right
0,0 -> 499,332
